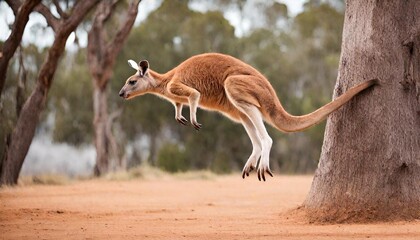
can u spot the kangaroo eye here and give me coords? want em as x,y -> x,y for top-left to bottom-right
128,80 -> 137,85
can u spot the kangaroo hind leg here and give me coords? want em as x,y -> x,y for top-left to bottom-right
239,104 -> 273,181
239,113 -> 262,178
225,76 -> 273,181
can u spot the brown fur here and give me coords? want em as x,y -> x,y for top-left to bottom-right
119,53 -> 377,180
120,53 -> 376,132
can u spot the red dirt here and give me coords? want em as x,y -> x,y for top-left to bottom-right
1,175 -> 419,239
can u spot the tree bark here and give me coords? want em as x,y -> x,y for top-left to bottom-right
92,86 -> 111,175
88,0 -> 140,176
304,0 -> 420,223
0,0 -> 100,186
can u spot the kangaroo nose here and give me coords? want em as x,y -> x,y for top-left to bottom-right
119,90 -> 125,97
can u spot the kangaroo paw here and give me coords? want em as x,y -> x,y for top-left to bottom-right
242,165 -> 255,179
192,121 -> 202,131
257,166 -> 273,182
176,116 -> 189,125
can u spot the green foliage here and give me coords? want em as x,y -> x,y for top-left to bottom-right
210,152 -> 232,174
264,2 -> 289,28
180,10 -> 237,55
156,143 -> 188,173
49,50 -> 93,146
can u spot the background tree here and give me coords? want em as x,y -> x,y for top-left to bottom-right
304,0 -> 420,222
87,0 -> 141,176
0,0 -> 42,170
0,0 -> 100,185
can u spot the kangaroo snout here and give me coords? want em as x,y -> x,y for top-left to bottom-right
119,90 -> 125,98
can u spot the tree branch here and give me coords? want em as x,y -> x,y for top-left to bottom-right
88,0 -> 140,88
39,0 -> 100,88
35,3 -> 60,32
52,0 -> 69,19
97,0 -> 141,87
5,0 -> 60,32
106,0 -> 141,61
102,0 -> 120,24
0,0 -> 42,95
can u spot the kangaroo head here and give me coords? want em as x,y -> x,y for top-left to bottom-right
119,59 -> 156,99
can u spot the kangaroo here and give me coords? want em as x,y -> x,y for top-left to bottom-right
119,53 -> 377,181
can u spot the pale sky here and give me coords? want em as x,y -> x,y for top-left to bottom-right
0,0 -> 305,48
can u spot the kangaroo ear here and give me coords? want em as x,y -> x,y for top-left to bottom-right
128,59 -> 139,70
138,60 -> 149,76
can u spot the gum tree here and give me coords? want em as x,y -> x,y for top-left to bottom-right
0,0 -> 100,185
304,0 -> 420,222
87,0 -> 141,176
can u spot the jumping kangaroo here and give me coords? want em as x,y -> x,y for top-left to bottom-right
118,53 -> 377,181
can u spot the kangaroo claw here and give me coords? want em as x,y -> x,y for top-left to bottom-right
192,122 -> 202,130
257,167 -> 273,182
176,116 -> 188,125
241,165 -> 255,179
266,169 -> 273,177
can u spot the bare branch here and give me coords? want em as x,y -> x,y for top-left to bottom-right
39,0 -> 100,88
52,0 -> 69,19
106,0 -> 141,60
88,0 -> 140,87
102,0 -> 120,24
0,0 -> 42,95
6,0 -> 60,32
100,0 -> 141,86
34,3 -> 60,32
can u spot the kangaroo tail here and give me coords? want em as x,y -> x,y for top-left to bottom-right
270,79 -> 378,133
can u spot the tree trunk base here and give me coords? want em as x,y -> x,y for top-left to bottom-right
292,204 -> 420,224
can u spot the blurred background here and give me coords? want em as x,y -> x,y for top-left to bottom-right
0,0 -> 344,178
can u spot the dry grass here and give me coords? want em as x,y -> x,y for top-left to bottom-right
100,165 -> 218,182
103,165 -> 167,181
16,165 -> 218,185
18,174 -> 72,186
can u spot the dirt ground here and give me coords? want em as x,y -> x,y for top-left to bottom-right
1,174 -> 419,240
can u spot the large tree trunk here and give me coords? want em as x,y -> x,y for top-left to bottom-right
0,0 -> 100,186
0,85 -> 45,184
304,0 -> 420,222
